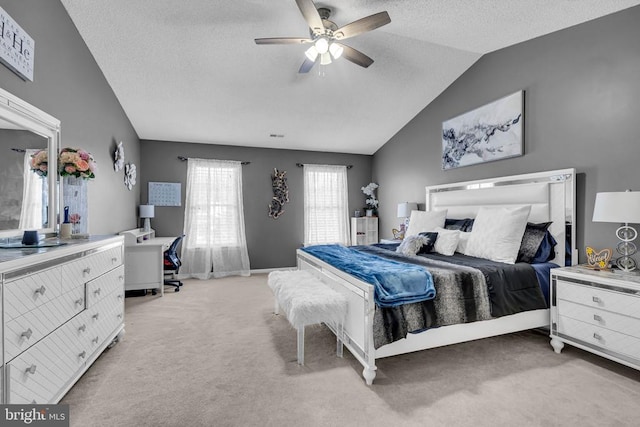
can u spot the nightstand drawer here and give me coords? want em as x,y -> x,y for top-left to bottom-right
558,299 -> 640,339
556,280 -> 640,320
558,315 -> 640,360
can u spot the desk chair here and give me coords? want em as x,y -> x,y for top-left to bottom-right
164,235 -> 184,292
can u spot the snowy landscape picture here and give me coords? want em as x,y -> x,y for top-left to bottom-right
442,91 -> 523,170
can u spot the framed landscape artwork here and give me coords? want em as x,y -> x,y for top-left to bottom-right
442,90 -> 524,170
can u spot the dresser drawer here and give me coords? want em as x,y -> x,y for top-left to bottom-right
4,266 -> 62,321
61,246 -> 123,291
558,315 -> 640,361
4,286 -> 85,361
86,265 -> 125,307
556,280 -> 640,320
558,299 -> 640,340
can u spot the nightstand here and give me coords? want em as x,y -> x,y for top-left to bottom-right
550,266 -> 640,371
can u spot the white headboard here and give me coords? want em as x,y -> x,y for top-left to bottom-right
426,168 -> 577,266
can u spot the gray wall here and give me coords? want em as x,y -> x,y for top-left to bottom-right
373,6 -> 640,262
140,140 -> 372,269
0,0 -> 140,235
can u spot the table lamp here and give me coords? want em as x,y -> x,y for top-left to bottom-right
397,202 -> 418,233
139,204 -> 155,232
592,190 -> 640,272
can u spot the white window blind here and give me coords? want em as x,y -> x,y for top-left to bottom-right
303,164 -> 350,246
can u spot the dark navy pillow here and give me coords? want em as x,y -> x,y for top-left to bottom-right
417,232 -> 439,254
445,218 -> 474,232
532,231 -> 557,263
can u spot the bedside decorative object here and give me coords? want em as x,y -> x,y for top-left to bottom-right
392,228 -> 404,240
585,247 -> 612,270
592,190 -> 640,272
114,141 -> 125,171
397,202 -> 418,234
361,182 -> 379,216
139,204 -> 155,232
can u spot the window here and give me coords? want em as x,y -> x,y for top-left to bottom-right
181,158 -> 250,279
303,164 -> 350,246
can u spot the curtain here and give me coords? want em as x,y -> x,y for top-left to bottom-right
19,149 -> 45,229
181,158 -> 250,279
303,164 -> 350,246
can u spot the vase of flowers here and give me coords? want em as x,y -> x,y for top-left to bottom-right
30,149 -> 48,177
361,182 -> 379,216
58,147 -> 97,179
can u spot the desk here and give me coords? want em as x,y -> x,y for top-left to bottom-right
119,229 -> 176,297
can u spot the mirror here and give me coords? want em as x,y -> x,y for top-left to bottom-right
0,87 -> 60,239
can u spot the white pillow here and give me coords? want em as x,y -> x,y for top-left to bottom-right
465,205 -> 532,264
405,209 -> 447,238
457,231 -> 471,255
433,227 -> 460,256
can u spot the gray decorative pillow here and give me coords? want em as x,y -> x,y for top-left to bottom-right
396,234 -> 429,256
517,222 -> 552,263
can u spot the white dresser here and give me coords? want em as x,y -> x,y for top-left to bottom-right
550,266 -> 640,371
0,235 -> 125,403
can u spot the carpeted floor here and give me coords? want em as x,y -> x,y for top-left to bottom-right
61,274 -> 640,427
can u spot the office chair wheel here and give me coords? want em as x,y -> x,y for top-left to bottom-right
174,287 -> 180,292
151,289 -> 157,296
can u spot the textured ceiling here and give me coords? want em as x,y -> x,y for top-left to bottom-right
61,0 -> 640,155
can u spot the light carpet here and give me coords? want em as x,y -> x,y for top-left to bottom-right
61,274 -> 640,426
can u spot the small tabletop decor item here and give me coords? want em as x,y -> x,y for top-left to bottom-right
585,246 -> 612,270
59,147 -> 97,179
29,149 -> 48,176
361,182 -> 379,216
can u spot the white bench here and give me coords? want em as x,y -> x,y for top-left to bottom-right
268,270 -> 348,365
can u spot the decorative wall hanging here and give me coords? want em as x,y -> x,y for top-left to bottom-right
0,7 -> 35,81
149,182 -> 181,206
114,141 -> 125,171
268,168 -> 289,219
585,246 -> 612,270
124,163 -> 137,190
442,90 -> 523,170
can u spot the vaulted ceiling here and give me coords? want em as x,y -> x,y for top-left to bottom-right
61,0 -> 640,154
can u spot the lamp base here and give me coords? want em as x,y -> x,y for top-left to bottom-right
143,218 -> 151,232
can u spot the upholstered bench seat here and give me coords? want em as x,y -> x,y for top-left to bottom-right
268,270 -> 348,365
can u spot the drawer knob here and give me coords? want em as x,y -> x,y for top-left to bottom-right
78,324 -> 87,333
94,288 -> 102,296
78,351 -> 87,359
117,294 -> 124,300
34,285 -> 46,296
592,296 -> 602,304
593,332 -> 603,341
593,314 -> 603,322
21,328 -> 33,340
83,267 -> 91,276
112,257 -> 118,263
25,365 -> 37,375
75,298 -> 84,306
119,275 -> 124,282
92,336 -> 99,344
92,313 -> 100,320
117,313 -> 123,319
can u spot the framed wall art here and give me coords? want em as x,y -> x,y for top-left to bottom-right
442,90 -> 524,170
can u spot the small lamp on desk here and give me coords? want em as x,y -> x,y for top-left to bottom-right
139,204 -> 155,232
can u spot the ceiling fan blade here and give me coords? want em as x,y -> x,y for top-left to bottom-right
338,44 -> 374,68
255,37 -> 312,45
295,0 -> 324,34
333,11 -> 391,40
298,57 -> 317,73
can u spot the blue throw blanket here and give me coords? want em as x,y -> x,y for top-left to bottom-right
301,244 -> 435,307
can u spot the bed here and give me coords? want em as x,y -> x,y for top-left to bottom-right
296,168 -> 577,385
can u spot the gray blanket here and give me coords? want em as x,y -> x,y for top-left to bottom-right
353,245 -> 545,349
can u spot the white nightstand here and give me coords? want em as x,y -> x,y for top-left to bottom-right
550,266 -> 640,371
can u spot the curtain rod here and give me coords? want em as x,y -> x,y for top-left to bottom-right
296,163 -> 353,169
177,156 -> 250,165
11,148 -> 26,153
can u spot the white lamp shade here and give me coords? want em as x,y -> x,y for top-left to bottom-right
397,202 -> 418,218
139,205 -> 155,219
593,192 -> 640,223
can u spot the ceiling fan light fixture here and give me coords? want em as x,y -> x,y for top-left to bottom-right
305,45 -> 319,61
329,42 -> 343,59
314,37 -> 329,54
320,52 -> 332,65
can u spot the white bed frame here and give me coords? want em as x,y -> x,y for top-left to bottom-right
297,168 -> 577,385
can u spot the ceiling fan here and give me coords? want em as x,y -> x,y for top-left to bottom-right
255,0 -> 391,73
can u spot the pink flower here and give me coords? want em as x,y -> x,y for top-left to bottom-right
69,213 -> 81,224
65,165 -> 76,174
